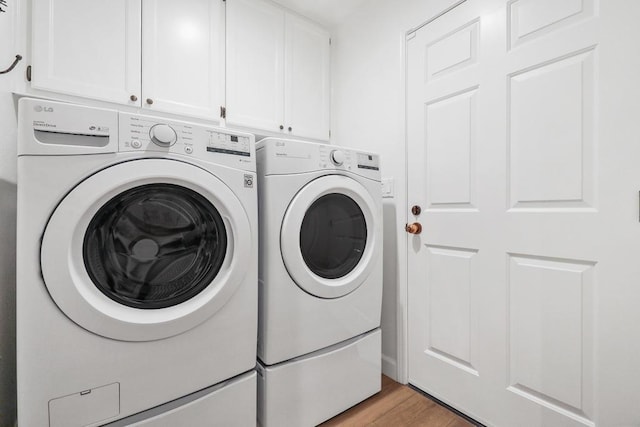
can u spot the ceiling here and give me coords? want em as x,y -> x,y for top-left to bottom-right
270,0 -> 368,27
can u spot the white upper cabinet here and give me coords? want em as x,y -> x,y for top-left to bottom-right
31,0 -> 225,121
284,13 -> 331,141
142,0 -> 224,118
226,0 -> 331,141
226,0 -> 285,132
31,0 -> 142,106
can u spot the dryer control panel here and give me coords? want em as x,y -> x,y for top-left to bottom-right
256,138 -> 380,181
119,113 -> 255,171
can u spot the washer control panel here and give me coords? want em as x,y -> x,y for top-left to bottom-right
206,131 -> 251,157
119,113 -> 255,170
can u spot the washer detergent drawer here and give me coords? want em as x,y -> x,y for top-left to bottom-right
49,383 -> 120,427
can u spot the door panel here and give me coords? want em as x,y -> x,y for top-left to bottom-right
508,49 -> 595,209
284,14 -> 331,140
226,0 -> 285,131
407,1 -> 640,425
426,20 -> 479,80
424,245 -> 478,374
425,88 -> 477,210
142,0 -> 224,119
31,0 -> 141,105
507,255 -> 595,413
507,0 -> 595,49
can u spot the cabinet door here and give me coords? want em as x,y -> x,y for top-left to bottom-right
284,14 -> 331,141
32,0 -> 141,106
142,0 -> 224,120
226,0 -> 285,132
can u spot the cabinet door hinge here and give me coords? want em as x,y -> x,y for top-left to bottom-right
329,129 -> 331,138
26,65 -> 31,82
329,38 -> 332,45
220,106 -> 226,119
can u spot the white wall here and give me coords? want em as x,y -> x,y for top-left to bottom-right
0,1 -> 19,425
330,0 -> 460,381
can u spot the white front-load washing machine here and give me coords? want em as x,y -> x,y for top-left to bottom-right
16,98 -> 258,426
256,138 -> 383,427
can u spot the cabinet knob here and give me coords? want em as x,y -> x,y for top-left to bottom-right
279,125 -> 284,130
130,95 -> 138,102
288,126 -> 292,132
146,98 -> 154,105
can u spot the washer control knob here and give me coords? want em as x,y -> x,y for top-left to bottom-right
149,124 -> 177,147
131,140 -> 142,149
330,150 -> 346,166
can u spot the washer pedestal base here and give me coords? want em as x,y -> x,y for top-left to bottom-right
106,371 -> 256,426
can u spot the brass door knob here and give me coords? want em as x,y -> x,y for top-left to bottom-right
405,222 -> 422,234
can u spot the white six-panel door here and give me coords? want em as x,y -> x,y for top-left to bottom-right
407,1 -> 640,426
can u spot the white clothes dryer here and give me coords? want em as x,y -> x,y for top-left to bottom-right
16,98 -> 258,426
256,138 -> 383,426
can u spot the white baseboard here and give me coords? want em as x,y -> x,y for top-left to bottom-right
381,353 -> 397,381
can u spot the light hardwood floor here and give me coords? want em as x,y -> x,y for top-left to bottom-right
320,375 -> 477,427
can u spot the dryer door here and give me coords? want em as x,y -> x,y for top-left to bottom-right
41,159 -> 252,341
280,175 -> 379,298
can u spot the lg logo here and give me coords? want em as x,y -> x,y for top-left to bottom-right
34,106 -> 54,112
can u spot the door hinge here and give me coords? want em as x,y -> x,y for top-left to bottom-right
26,65 -> 31,82
329,38 -> 332,45
220,106 -> 226,119
329,129 -> 331,138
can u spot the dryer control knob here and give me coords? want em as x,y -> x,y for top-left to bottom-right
150,124 -> 177,147
330,150 -> 346,166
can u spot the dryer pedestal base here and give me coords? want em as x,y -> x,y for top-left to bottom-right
257,329 -> 381,427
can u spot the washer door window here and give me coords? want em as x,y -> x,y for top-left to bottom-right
83,184 -> 227,309
281,175 -> 378,299
41,159 -> 252,342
